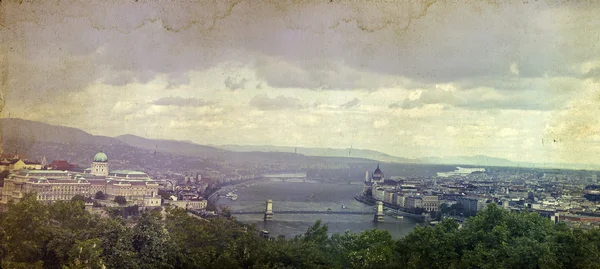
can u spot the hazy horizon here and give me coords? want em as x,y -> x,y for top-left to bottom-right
2,1 -> 600,165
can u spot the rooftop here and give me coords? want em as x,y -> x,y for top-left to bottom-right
93,151 -> 108,162
109,170 -> 147,175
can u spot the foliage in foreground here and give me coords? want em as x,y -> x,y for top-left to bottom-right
1,194 -> 600,269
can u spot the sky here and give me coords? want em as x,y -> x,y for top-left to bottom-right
1,0 -> 600,165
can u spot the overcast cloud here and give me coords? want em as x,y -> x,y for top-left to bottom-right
2,0 -> 600,165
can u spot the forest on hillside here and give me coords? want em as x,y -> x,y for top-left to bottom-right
1,195 -> 599,269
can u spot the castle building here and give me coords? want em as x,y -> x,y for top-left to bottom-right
1,151 -> 160,207
1,170 -> 75,203
91,151 -> 109,176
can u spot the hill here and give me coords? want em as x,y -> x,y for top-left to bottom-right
217,144 -> 417,163
0,119 -> 375,169
2,118 -> 597,170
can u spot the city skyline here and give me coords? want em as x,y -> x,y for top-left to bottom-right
2,1 -> 600,165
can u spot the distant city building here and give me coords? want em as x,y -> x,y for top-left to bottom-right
0,158 -> 42,172
362,164 -> 386,196
421,195 -> 439,212
372,164 -> 384,183
437,167 -> 486,178
457,197 -> 486,213
405,196 -> 423,209
47,160 -> 79,171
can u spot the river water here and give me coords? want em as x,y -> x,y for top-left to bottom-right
217,179 -> 417,239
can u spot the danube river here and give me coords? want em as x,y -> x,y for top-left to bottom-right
217,179 -> 418,239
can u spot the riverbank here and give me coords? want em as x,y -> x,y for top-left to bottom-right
354,194 -> 429,222
216,181 -> 418,239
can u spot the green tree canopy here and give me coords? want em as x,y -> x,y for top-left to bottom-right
2,195 -> 600,268
94,191 -> 106,200
114,196 -> 127,206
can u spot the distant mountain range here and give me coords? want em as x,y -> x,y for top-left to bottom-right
216,146 -> 600,170
1,118 -> 598,170
217,145 -> 415,164
0,118 -> 373,166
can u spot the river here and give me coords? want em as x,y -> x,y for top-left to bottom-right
217,179 -> 418,239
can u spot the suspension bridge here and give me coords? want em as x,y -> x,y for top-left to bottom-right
229,200 -> 385,222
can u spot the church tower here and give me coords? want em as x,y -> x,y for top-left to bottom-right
91,151 -> 109,176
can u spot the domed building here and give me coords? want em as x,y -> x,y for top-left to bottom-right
1,151 -> 161,207
362,164 -> 386,196
91,151 -> 109,176
372,164 -> 384,183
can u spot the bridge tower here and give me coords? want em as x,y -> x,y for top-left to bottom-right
374,201 -> 384,222
264,199 -> 274,221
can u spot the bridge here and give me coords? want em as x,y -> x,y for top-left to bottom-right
232,210 -> 373,215
232,200 -> 385,222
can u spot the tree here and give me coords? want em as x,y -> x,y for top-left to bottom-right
0,170 -> 10,186
0,193 -> 51,267
133,211 -> 174,269
63,239 -> 105,269
94,191 -> 106,200
221,206 -> 232,218
114,196 -> 127,206
158,190 -> 171,201
330,229 -> 397,269
92,217 -> 139,269
440,203 -> 451,215
71,195 -> 86,203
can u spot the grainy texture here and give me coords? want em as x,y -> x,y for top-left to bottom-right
1,0 -> 599,167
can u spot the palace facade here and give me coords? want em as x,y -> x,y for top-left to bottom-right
1,151 -> 160,206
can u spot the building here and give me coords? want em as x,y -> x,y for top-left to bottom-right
405,196 -> 423,209
90,151 -> 109,176
437,167 -> 486,177
421,195 -> 439,212
169,196 -> 207,210
383,190 -> 395,204
458,197 -> 485,213
395,193 -> 406,207
1,170 -> 73,203
362,164 -> 386,196
372,187 -> 385,201
105,180 -> 159,201
0,159 -> 42,172
372,164 -> 384,183
47,160 -> 79,171
24,178 -> 91,202
1,152 -> 160,206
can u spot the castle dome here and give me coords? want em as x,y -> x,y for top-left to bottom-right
93,151 -> 108,162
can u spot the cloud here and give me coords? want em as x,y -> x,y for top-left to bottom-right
249,94 -> 304,111
166,73 -> 191,89
391,87 -> 456,109
4,0 -> 600,105
224,76 -> 248,90
340,98 -> 361,109
389,81 -> 573,111
373,118 -> 389,129
510,62 -> 520,76
388,103 -> 402,109
499,127 -> 520,137
254,57 -> 415,90
583,68 -> 600,81
151,97 -> 213,107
